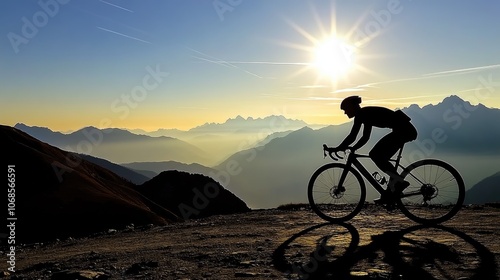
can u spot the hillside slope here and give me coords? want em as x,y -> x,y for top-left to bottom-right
1,125 -> 179,242
79,154 -> 151,185
465,171 -> 500,204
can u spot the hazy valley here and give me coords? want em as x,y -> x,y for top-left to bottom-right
14,96 -> 500,209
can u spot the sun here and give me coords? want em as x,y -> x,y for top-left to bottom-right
312,37 -> 356,80
281,3 -> 375,89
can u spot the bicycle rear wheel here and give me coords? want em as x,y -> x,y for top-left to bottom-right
398,159 -> 465,224
308,163 -> 366,222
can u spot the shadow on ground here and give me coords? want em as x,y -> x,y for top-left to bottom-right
272,222 -> 497,280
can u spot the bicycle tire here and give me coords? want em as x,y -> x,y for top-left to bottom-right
308,163 -> 366,222
397,159 -> 465,224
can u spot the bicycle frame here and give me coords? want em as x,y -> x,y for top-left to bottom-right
338,147 -> 405,196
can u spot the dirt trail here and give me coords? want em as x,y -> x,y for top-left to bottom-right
8,205 -> 500,279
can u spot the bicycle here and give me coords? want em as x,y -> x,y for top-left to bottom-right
308,144 -> 465,224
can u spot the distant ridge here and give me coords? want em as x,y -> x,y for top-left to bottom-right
79,154 -> 151,185
14,115 -> 313,165
14,123 -> 210,165
122,161 -> 216,178
189,115 -> 308,133
465,171 -> 500,204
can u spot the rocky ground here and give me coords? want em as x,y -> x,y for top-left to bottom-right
4,204 -> 500,280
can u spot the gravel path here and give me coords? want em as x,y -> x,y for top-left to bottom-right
8,205 -> 500,279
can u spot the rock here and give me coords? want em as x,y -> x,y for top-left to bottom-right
51,270 -> 110,280
350,271 -> 369,277
239,260 -> 256,267
234,272 -> 259,277
125,261 -> 159,274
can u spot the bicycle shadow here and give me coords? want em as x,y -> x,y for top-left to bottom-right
272,222 -> 497,280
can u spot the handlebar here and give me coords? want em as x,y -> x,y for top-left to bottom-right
322,144 -> 345,161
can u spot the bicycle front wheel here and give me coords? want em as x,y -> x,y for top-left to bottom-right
308,163 -> 366,222
398,159 -> 465,224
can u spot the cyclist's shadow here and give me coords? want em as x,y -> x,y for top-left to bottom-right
272,222 -> 497,280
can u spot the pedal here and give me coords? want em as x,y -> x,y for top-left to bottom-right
373,198 -> 385,205
383,203 -> 396,211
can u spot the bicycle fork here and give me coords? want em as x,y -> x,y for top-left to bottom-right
337,154 -> 355,191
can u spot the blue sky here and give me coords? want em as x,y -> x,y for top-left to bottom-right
1,0 -> 500,131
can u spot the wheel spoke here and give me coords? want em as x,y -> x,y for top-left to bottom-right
308,163 -> 365,222
398,160 -> 464,224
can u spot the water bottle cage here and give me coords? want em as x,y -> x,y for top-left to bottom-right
371,172 -> 387,185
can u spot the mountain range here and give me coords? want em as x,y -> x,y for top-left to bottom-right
9,95 -> 500,209
131,115 -> 309,135
1,125 -> 248,243
131,115 -> 311,163
15,115 -> 308,166
211,95 -> 500,208
14,124 -> 210,165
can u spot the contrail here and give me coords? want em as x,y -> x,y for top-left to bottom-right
97,26 -> 152,44
99,0 -> 134,13
363,95 -> 450,103
191,55 -> 265,79
333,88 -> 365,94
209,61 -> 310,66
188,47 -> 268,79
422,64 -> 500,77
335,63 -> 500,90
266,96 -> 344,101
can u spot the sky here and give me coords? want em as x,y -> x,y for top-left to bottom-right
1,0 -> 500,132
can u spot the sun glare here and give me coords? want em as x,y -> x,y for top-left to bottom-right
313,37 -> 355,80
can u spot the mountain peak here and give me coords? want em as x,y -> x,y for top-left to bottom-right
15,122 -> 50,131
441,95 -> 466,105
190,115 -> 308,133
421,95 -> 472,110
444,94 -> 464,101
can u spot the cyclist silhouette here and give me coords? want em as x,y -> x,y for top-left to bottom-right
329,96 -> 418,204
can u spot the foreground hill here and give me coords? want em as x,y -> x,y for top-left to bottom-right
138,171 -> 250,219
0,125 -> 179,242
12,206 -> 500,279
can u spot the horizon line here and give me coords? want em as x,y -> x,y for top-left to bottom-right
8,94 -> 493,133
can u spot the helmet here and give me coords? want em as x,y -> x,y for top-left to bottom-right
340,96 -> 362,110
